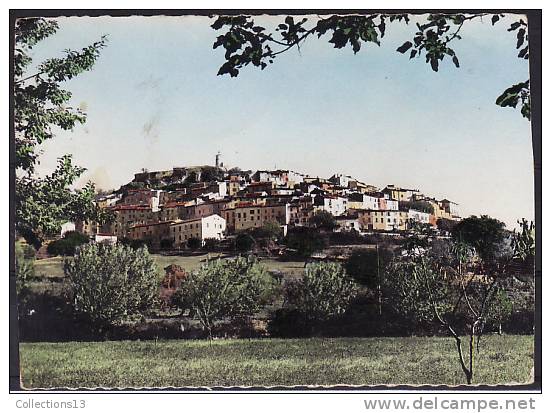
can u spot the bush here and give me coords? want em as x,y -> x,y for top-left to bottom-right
345,248 -> 393,288
160,238 -> 174,250
249,220 -> 281,240
119,237 -> 153,250
187,237 -> 202,250
267,308 -> 311,338
285,262 -> 357,322
47,231 -> 89,256
173,256 -> 275,338
309,211 -> 337,231
235,233 -> 255,252
285,227 -> 326,258
65,243 -> 160,332
329,230 -> 365,245
15,241 -> 35,297
203,238 -> 220,251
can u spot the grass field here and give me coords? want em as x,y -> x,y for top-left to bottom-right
19,335 -> 533,388
33,253 -> 307,280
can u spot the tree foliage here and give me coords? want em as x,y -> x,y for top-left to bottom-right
345,248 -> 392,288
285,262 -> 357,321
14,18 -> 109,248
383,218 -> 534,384
452,215 -> 507,263
211,13 -> 531,119
172,257 -> 275,337
15,241 -> 35,297
65,243 -> 160,331
309,210 -> 337,231
46,230 -> 89,256
187,236 -> 202,250
285,227 -> 326,257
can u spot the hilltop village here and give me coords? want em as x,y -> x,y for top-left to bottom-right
70,156 -> 461,248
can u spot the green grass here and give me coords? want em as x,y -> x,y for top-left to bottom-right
19,335 -> 533,389
34,256 -> 66,279
33,253 -> 306,280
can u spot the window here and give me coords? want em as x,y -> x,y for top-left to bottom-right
250,209 -> 255,214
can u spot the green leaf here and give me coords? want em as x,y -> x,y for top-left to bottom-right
452,55 -> 460,68
396,41 -> 413,54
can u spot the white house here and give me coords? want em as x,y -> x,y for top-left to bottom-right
169,214 -> 226,246
313,195 -> 348,217
95,234 -> 118,245
60,221 -> 75,237
408,209 -> 431,225
385,199 -> 399,211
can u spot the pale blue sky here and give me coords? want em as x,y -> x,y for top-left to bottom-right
27,14 -> 534,228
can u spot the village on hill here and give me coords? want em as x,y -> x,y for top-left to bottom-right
64,152 -> 462,250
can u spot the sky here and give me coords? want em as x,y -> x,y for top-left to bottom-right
25,14 -> 534,229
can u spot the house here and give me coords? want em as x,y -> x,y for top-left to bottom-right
245,181 -> 275,194
251,170 -> 304,188
222,202 -> 290,232
108,204 -> 158,237
169,214 -> 226,247
95,233 -> 118,245
313,194 -> 348,217
382,185 -> 419,202
439,199 -> 461,220
226,175 -> 243,196
120,189 -> 161,212
127,221 -> 173,247
348,192 -> 379,210
357,209 -> 408,232
60,221 -> 75,237
160,199 -> 229,222
335,213 -> 361,232
407,209 -> 431,226
159,189 -> 188,206
95,193 -> 122,208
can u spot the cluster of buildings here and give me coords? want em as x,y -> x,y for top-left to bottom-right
74,159 -> 461,249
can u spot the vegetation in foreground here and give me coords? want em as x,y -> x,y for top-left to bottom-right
20,335 -> 533,389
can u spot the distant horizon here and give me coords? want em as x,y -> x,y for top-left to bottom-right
26,14 -> 534,229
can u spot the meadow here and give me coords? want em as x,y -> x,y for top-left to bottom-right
19,335 -> 533,389
33,253 -> 307,280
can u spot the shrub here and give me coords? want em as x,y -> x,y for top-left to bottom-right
65,243 -> 160,331
187,237 -> 202,250
15,241 -> 35,297
203,238 -> 220,251
285,227 -> 326,258
309,211 -> 337,230
160,238 -> 174,250
173,256 -> 275,338
249,220 -> 281,240
452,215 -> 507,263
47,231 -> 89,256
345,247 -> 393,288
119,237 -> 153,250
267,308 -> 311,338
485,288 -> 513,334
285,262 -> 357,321
235,233 -> 255,252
